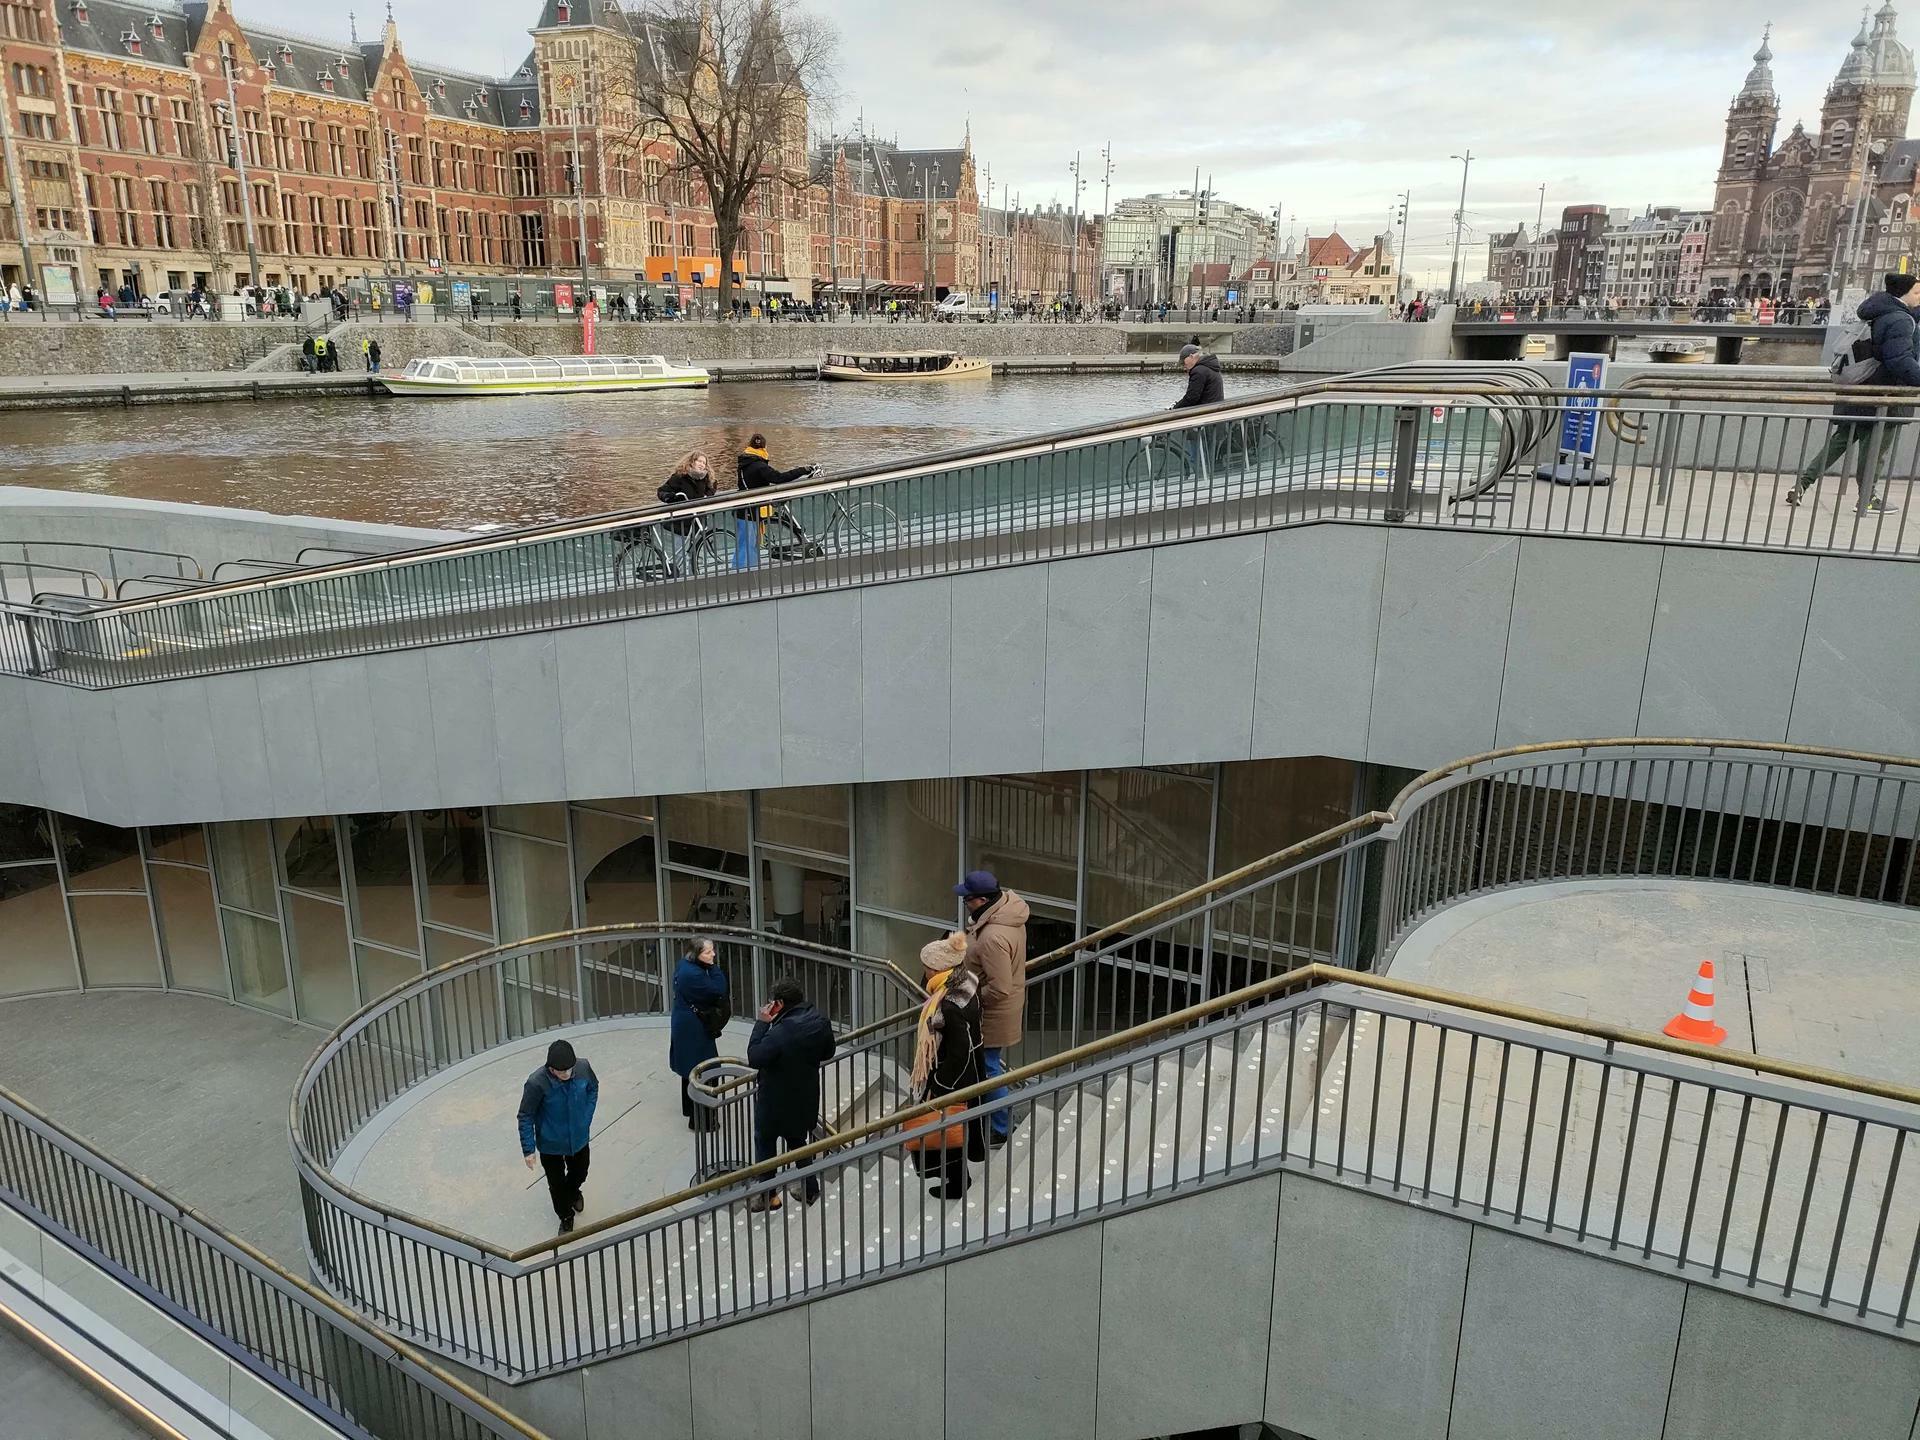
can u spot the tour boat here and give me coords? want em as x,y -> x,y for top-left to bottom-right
381,353 -> 710,397
817,350 -> 991,382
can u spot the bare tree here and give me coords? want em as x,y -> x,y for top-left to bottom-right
618,0 -> 835,319
186,100 -> 228,288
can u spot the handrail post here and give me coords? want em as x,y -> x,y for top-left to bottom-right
1387,404 -> 1420,522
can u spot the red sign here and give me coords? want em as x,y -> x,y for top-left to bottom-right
554,282 -> 575,316
581,298 -> 598,355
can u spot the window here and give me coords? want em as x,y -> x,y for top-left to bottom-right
2,3 -> 49,41
271,114 -> 291,169
1829,123 -> 1853,161
435,204 -> 450,262
135,93 -> 159,153
20,111 -> 54,140
170,97 -> 195,155
282,192 -> 303,253
110,174 -> 136,245
149,178 -> 176,248
353,127 -> 372,178
478,209 -> 494,264
309,193 -> 328,254
520,211 -> 547,267
431,140 -> 444,186
360,198 -> 379,257
336,197 -> 355,256
253,181 -> 276,251
183,182 -> 206,249
648,217 -> 667,256
9,61 -> 49,96
513,149 -> 539,197
645,157 -> 662,202
452,143 -> 467,188
242,109 -> 262,167
456,208 -> 472,263
493,149 -> 507,194
97,88 -> 123,149
406,136 -> 424,184
299,118 -> 318,171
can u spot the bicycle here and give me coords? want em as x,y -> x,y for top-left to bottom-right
754,468 -> 901,560
610,511 -> 732,583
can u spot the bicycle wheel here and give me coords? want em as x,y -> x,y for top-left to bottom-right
687,528 -> 733,576
612,535 -> 672,584
1123,444 -> 1158,489
839,500 -> 900,552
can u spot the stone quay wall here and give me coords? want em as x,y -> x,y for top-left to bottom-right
0,316 -> 1135,377
0,318 -> 302,377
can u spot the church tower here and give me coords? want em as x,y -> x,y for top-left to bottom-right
1808,5 -> 1917,265
1707,29 -> 1780,269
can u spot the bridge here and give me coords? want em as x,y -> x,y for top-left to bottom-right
1452,307 -> 1827,363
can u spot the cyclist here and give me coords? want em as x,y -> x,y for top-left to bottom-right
734,432 -> 817,567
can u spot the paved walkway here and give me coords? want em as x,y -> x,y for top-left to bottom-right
0,991 -> 323,1265
335,1016 -> 759,1253
1385,878 -> 1920,1087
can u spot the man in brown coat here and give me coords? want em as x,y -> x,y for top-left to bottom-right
955,870 -> 1030,1145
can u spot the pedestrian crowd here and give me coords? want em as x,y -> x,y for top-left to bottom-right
521,869 -> 1030,1235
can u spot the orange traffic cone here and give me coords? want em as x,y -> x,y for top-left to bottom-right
1663,959 -> 1728,1046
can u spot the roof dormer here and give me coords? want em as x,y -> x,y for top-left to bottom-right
149,12 -> 165,40
336,55 -> 352,78
120,26 -> 140,55
519,97 -> 532,119
320,72 -> 335,92
432,77 -> 447,99
70,1 -> 88,26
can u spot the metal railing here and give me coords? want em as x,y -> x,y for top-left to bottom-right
0,1083 -> 548,1440
1378,740 -> 1920,964
6,374 -> 1914,689
278,740 -> 1920,1377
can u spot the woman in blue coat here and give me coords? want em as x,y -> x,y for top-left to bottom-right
670,940 -> 728,1129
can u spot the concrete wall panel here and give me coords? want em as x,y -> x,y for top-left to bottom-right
1144,534 -> 1264,765
1639,547 -> 1818,741
488,634 -> 565,805
1449,1229 -> 1684,1440
1497,537 -> 1661,747
947,566 -> 1048,777
696,602 -> 783,792
1042,551 -> 1154,772
363,650 -> 441,813
555,626 -> 636,804
309,659 -> 384,816
1790,556 -> 1920,758
624,612 -> 707,799
946,1227 -> 1102,1440
425,646 -> 500,808
859,579 -> 953,783
809,1270 -> 946,1440
1097,1175 -> 1279,1438
254,666 -> 327,817
0,680 -> 35,809
23,683 -> 83,817
778,591 -> 865,786
72,689 -> 135,824
1265,1175 -> 1469,1440
582,1339 -> 693,1440
1663,1286 -> 1920,1440
482,1370 -> 587,1440
688,1308 -> 811,1440
1251,525 -> 1387,760
1368,530 -> 1520,768
202,672 -> 274,820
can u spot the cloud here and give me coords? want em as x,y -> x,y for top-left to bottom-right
224,0 -> 1869,282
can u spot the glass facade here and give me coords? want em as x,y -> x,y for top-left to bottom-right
0,758 -> 1359,1025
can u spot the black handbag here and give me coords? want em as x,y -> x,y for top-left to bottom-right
698,994 -> 731,1039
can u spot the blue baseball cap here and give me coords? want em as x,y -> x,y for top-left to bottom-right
954,870 -> 1001,899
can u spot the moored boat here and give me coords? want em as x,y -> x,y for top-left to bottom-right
817,350 -> 991,382
380,353 -> 710,397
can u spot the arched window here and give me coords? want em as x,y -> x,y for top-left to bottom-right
1829,122 -> 1853,161
1732,129 -> 1752,164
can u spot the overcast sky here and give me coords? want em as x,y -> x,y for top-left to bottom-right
230,1 -> 1875,285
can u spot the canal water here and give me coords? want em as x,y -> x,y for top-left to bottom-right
2,373 -> 1258,529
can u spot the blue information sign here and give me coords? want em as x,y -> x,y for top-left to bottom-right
1226,288 -> 1238,304
1559,352 -> 1607,458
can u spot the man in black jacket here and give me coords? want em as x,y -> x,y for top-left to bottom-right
1787,272 -> 1918,514
1172,343 -> 1225,409
745,979 -> 837,1211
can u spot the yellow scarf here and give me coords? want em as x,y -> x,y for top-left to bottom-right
910,969 -> 954,1096
743,446 -> 769,460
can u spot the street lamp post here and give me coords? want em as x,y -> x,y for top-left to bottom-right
1396,190 -> 1411,305
0,44 -> 38,298
561,75 -> 589,294
1447,150 -> 1472,304
219,56 -> 262,289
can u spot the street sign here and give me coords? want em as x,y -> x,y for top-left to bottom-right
554,282 -> 575,315
1226,288 -> 1238,303
451,280 -> 471,312
1559,352 -> 1606,459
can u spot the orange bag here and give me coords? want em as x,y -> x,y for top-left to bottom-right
902,1104 -> 968,1153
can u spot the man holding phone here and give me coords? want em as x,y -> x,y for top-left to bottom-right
745,980 -> 837,1212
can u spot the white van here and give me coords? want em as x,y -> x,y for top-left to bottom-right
935,293 -> 984,322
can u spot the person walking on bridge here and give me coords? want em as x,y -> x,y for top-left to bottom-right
1787,271 -> 1918,516
517,1038 -> 599,1236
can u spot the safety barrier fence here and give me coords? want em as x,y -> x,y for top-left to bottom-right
0,1083 -> 548,1440
6,374 -> 1915,689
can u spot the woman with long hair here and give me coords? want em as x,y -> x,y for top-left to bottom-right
910,930 -> 988,1200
